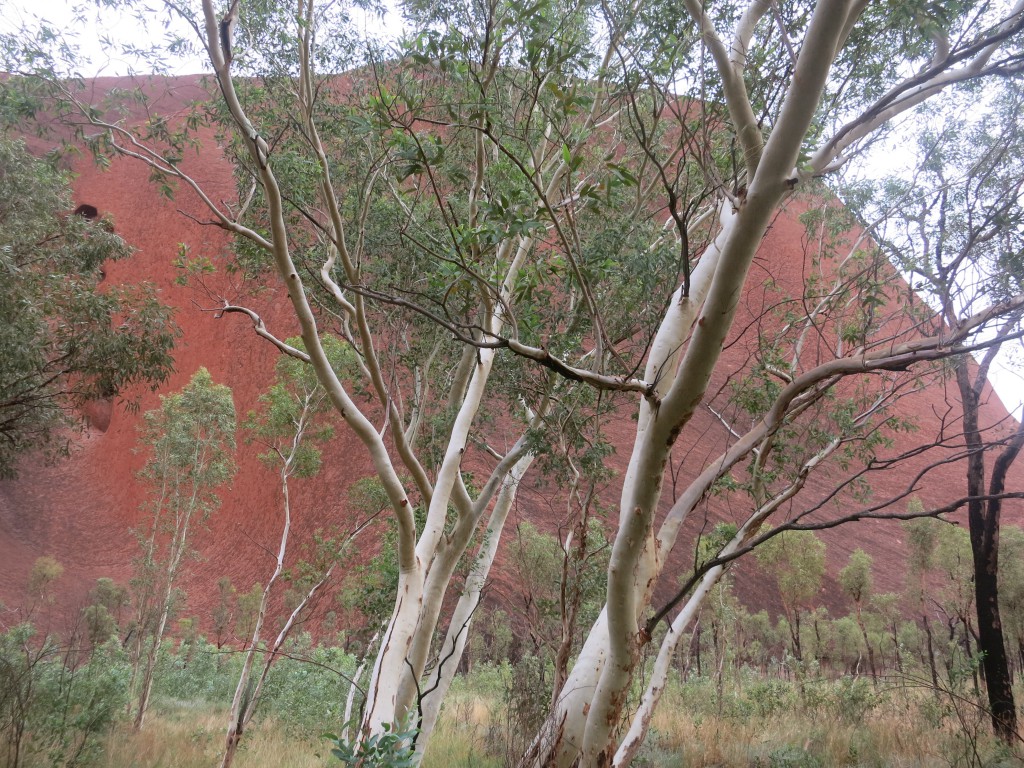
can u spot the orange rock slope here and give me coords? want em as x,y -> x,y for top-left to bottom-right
0,76 -> 1020,630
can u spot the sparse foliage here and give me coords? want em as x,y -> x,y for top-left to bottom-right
220,337 -> 349,768
130,368 -> 236,730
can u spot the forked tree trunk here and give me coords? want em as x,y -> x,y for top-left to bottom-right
790,610 -> 803,661
977,416 -> 1024,741
923,613 -> 940,690
854,606 -> 877,680
133,598 -> 171,730
219,474 -> 287,768
956,363 -> 1020,742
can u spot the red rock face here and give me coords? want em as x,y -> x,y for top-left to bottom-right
0,76 -> 1020,631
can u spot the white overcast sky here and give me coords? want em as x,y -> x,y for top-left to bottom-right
2,0 -> 206,76
4,0 -> 1023,415
0,0 -> 404,75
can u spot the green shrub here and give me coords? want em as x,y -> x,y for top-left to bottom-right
831,676 -> 878,722
746,678 -> 793,717
450,661 -> 507,699
751,744 -> 823,768
259,638 -> 358,736
0,625 -> 130,767
154,636 -> 242,703
149,633 -> 358,737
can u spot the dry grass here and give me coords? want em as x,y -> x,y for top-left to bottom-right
638,676 -> 1021,767
422,689 -> 501,767
97,700 -> 328,768
645,708 -> 938,766
86,673 -> 1024,768
97,692 -> 501,768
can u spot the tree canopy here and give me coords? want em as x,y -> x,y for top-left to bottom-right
0,137 -> 176,478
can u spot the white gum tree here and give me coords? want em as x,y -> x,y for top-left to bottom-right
5,0 -> 1024,763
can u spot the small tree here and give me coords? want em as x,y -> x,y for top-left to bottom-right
867,93 -> 1024,737
909,517 -> 981,688
999,525 -> 1024,677
756,530 -> 826,661
24,556 -> 64,621
839,548 -> 877,679
212,577 -> 236,650
82,578 -> 130,650
220,336 -> 349,768
686,523 -> 743,699
234,583 -> 263,644
130,368 -> 236,729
